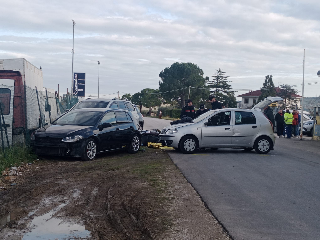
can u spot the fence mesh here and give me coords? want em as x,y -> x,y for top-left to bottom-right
0,84 -> 78,148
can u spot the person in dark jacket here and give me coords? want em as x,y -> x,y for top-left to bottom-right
195,104 -> 209,118
180,99 -> 195,119
264,106 -> 275,131
208,95 -> 222,110
275,109 -> 285,137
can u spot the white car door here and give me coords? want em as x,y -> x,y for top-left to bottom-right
201,111 -> 233,147
232,111 -> 260,146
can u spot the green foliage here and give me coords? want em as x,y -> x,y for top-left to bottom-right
278,84 -> 298,107
159,62 -> 210,108
0,145 -> 37,172
131,88 -> 162,110
158,107 -> 181,119
121,93 -> 132,101
207,68 -> 237,107
258,75 -> 276,102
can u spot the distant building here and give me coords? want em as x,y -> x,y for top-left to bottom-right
238,87 -> 301,109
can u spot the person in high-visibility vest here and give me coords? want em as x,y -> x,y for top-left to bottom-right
284,109 -> 293,139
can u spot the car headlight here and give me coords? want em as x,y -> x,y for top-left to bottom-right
62,135 -> 84,142
166,129 -> 178,134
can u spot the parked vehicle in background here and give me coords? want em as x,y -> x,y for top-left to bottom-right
160,97 -> 282,154
31,108 -> 141,160
73,98 -> 144,129
303,120 -> 315,136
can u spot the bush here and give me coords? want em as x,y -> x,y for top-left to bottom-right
0,145 -> 37,172
158,107 -> 181,119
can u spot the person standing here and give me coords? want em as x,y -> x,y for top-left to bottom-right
180,99 -> 195,119
284,109 -> 293,139
292,110 -> 300,137
195,104 -> 209,118
275,109 -> 285,138
208,95 -> 222,110
264,105 -> 275,130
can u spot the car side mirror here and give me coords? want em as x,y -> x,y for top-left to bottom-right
204,122 -> 208,126
99,122 -> 112,131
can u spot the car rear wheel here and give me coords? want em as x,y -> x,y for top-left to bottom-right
179,135 -> 198,154
82,138 -> 97,161
254,136 -> 271,154
128,134 -> 140,153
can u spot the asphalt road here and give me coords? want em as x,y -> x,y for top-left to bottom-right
144,117 -> 320,240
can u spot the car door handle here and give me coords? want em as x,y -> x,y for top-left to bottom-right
225,128 -> 230,130
252,126 -> 257,128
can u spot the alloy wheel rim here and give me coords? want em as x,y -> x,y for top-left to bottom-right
86,141 -> 97,159
258,139 -> 270,152
131,136 -> 140,151
184,138 -> 196,152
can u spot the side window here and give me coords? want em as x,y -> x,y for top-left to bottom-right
208,111 -> 231,126
100,112 -> 116,124
235,111 -> 256,125
115,112 -> 131,123
110,102 -> 118,109
117,101 -> 126,109
125,102 -> 134,111
0,88 -> 11,115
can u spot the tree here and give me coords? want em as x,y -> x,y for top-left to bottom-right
258,75 -> 276,102
131,88 -> 162,111
121,93 -> 132,101
159,62 -> 210,108
207,68 -> 237,108
278,84 -> 298,108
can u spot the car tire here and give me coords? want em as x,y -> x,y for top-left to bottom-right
254,136 -> 272,154
81,138 -> 97,161
128,134 -> 140,153
243,147 -> 253,152
179,135 -> 198,154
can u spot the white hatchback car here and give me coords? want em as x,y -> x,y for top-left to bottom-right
160,99 -> 279,154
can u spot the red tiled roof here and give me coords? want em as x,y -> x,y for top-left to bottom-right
238,87 -> 301,98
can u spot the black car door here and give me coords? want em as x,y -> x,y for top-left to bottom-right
97,112 -> 117,150
114,111 -> 135,147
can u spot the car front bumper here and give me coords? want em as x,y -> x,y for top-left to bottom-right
159,134 -> 179,148
32,140 -> 84,158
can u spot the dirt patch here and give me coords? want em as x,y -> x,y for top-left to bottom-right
0,147 -> 230,240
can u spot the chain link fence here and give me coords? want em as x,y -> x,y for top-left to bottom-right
0,84 -> 78,150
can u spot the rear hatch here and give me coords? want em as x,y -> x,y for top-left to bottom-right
252,97 -> 283,111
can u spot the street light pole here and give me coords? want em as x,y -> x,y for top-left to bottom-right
300,49 -> 305,140
98,61 -> 100,98
71,20 -> 76,96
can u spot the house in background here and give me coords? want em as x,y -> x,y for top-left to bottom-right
238,87 -> 302,109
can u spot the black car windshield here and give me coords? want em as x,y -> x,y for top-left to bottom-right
53,111 -> 104,126
75,101 -> 110,109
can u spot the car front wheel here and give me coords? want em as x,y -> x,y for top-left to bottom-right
82,138 -> 97,161
179,135 -> 198,154
254,136 -> 271,154
128,134 -> 140,153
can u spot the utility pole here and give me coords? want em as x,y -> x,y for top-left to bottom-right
98,61 -> 100,98
300,49 -> 305,140
71,20 -> 76,96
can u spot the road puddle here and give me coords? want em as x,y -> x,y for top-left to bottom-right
22,204 -> 91,240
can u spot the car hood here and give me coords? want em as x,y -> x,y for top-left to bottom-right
252,97 -> 283,111
35,125 -> 92,138
162,122 -> 195,133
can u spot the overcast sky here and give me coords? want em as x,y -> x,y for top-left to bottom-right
1,0 -> 320,99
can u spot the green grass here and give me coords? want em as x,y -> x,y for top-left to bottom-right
0,145 -> 37,172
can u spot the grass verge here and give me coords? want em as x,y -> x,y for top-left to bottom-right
0,145 -> 37,172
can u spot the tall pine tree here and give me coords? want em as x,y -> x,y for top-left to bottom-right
258,75 -> 276,102
207,68 -> 237,108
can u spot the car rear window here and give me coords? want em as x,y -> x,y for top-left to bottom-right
235,111 -> 256,125
54,111 -> 104,126
75,101 -> 110,109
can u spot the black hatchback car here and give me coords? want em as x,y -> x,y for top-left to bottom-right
31,108 -> 141,160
